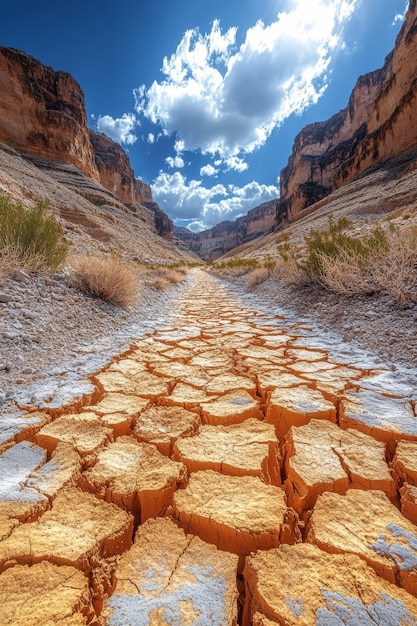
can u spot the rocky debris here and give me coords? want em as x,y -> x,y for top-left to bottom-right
243,542 -> 417,626
173,419 -> 281,484
102,517 -> 239,625
307,489 -> 417,596
133,405 -> 200,455
285,419 -> 396,515
172,470 -> 291,555
265,385 -> 336,439
81,438 -> 186,521
0,561 -> 96,626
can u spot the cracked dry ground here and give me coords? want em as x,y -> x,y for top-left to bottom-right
1,270 -> 417,625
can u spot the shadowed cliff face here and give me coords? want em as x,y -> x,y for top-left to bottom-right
0,46 -> 174,240
279,0 -> 417,223
175,200 -> 278,262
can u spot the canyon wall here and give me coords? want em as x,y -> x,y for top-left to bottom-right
175,200 -> 278,262
279,0 -> 417,222
0,46 -> 173,239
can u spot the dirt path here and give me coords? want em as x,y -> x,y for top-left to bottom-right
1,269 -> 417,625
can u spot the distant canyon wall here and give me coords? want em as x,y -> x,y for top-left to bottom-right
175,200 -> 278,262
0,46 -> 173,239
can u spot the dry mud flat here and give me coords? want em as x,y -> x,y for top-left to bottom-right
0,269 -> 417,625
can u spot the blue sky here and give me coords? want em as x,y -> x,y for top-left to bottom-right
0,1 -> 408,231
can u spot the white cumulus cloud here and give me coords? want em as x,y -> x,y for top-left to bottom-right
166,155 -> 185,168
151,171 -> 277,229
200,164 -> 218,177
96,113 -> 138,145
135,0 -> 358,158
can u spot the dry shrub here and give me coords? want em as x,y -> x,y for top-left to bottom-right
0,247 -> 21,284
151,277 -> 170,290
145,267 -> 187,290
317,249 -> 375,296
369,226 -> 417,308
70,254 -> 139,307
163,270 -> 185,284
247,267 -> 270,288
272,255 -> 308,287
313,225 -> 417,308
0,195 -> 67,270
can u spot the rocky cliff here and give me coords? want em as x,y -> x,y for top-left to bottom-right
0,45 -> 174,239
279,0 -> 417,222
175,199 -> 278,262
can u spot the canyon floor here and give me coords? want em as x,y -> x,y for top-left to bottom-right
1,268 -> 417,625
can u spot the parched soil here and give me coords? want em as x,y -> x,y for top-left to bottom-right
0,269 -> 417,625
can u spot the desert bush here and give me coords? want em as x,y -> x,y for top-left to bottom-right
70,254 -> 139,307
247,267 -> 270,287
300,216 -> 388,282
145,266 -> 187,289
277,216 -> 417,307
0,195 -> 67,270
368,226 -> 417,308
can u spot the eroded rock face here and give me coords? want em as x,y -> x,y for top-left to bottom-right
174,199 -> 278,262
243,543 -> 417,626
0,46 -> 174,241
0,46 -> 98,178
102,518 -> 239,625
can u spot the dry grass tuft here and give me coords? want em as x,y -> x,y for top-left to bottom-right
146,267 -> 188,289
247,267 -> 270,287
70,254 -> 139,307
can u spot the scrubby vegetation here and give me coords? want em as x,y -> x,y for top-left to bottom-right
0,194 -> 67,273
276,216 -> 417,308
70,254 -> 140,307
145,266 -> 189,290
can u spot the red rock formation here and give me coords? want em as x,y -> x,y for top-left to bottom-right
0,46 -> 99,179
